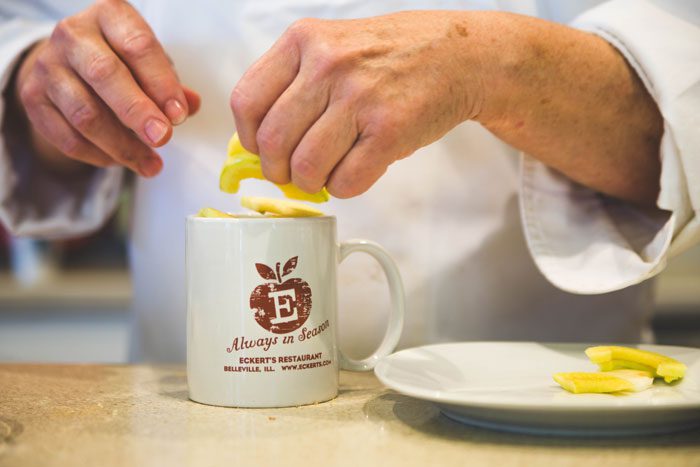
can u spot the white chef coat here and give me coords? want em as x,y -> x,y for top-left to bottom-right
0,0 -> 698,362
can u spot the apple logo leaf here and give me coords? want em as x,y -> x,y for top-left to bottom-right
255,263 -> 277,281
282,256 -> 298,277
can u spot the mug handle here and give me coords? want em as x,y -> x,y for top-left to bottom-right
337,239 -> 405,371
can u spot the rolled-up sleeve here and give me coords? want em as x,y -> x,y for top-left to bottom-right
520,0 -> 700,294
0,16 -> 124,240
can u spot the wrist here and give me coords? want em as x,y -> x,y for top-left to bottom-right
437,11 -> 494,124
462,12 -> 532,128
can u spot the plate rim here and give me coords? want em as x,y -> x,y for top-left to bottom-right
374,341 -> 700,412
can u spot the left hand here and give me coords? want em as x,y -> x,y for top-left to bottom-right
231,11 -> 662,206
230,11 -> 487,198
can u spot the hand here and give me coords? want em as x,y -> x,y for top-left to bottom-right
231,11 -> 662,205
14,0 -> 200,177
230,11 -> 485,198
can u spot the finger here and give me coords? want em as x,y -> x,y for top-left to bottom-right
230,32 -> 301,153
62,30 -> 172,147
255,72 -> 329,184
325,136 -> 392,199
97,0 -> 188,125
160,53 -> 201,117
289,101 -> 357,193
182,85 -> 201,116
45,67 -> 163,177
24,97 -> 115,169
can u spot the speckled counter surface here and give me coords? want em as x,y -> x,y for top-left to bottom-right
1,365 -> 699,467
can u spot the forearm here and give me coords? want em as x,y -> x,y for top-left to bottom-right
469,12 -> 663,206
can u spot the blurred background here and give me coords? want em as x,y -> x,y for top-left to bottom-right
0,182 -> 134,363
0,183 -> 699,363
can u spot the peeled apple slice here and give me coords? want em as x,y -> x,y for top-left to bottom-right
553,370 -> 654,394
586,346 -> 687,383
241,196 -> 324,217
197,207 -> 234,218
596,359 -> 656,375
220,133 -> 330,203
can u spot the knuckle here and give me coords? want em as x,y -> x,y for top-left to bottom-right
256,125 -> 285,157
141,72 -> 174,92
229,86 -> 253,118
85,53 -> 119,83
307,51 -> 341,80
286,18 -> 318,41
327,179 -> 356,199
370,117 -> 400,148
59,134 -> 82,156
328,155 -> 382,199
68,102 -> 99,131
339,77 -> 367,102
120,97 -> 150,123
259,161 -> 289,185
51,18 -> 77,44
297,178 -> 324,194
94,0 -> 124,11
45,74 -> 67,101
115,148 -> 136,164
230,84 -> 259,120
291,155 -> 321,183
32,53 -> 52,76
18,79 -> 43,107
118,140 -> 151,164
120,31 -> 157,59
96,0 -> 119,8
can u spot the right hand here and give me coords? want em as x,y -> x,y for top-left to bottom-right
13,0 -> 200,177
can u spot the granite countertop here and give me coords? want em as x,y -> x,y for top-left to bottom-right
1,365 -> 699,467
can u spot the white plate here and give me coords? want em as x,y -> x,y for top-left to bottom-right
374,342 -> 700,436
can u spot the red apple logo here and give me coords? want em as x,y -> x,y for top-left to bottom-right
250,256 -> 312,334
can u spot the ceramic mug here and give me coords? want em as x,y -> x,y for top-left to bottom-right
186,215 -> 405,407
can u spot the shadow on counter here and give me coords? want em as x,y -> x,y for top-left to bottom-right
362,392 -> 700,448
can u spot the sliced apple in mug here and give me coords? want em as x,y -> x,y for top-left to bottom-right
220,132 -> 330,203
197,207 -> 235,218
241,196 -> 324,217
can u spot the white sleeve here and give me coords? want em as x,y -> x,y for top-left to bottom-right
0,11 -> 124,240
520,0 -> 700,294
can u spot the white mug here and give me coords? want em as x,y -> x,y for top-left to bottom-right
186,215 -> 405,407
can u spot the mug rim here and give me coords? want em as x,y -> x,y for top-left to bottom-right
187,214 -> 336,223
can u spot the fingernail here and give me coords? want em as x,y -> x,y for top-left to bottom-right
165,99 -> 187,125
140,156 -> 163,177
145,119 -> 169,145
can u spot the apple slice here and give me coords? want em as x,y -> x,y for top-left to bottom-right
197,207 -> 235,218
585,346 -> 686,383
220,133 -> 330,203
553,370 -> 654,394
596,359 -> 656,375
241,196 -> 324,217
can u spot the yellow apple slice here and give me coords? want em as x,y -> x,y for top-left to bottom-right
241,196 -> 324,217
226,130 -> 246,155
220,133 -> 330,203
586,346 -> 686,383
596,359 -> 656,376
553,370 -> 653,394
197,207 -> 235,218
